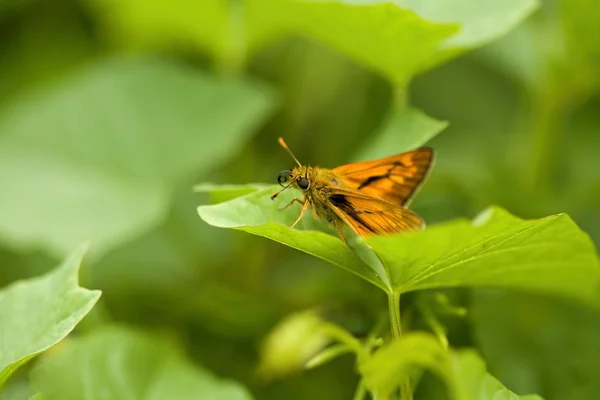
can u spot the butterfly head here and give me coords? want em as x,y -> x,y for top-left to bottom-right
277,168 -> 311,190
271,138 -> 311,200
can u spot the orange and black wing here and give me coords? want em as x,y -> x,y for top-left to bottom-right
332,147 -> 434,206
327,189 -> 424,237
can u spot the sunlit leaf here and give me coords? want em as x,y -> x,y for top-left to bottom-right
451,350 -> 544,400
198,185 -> 389,291
360,333 -> 544,399
397,0 -> 540,67
87,0 -> 458,85
247,0 -> 458,85
354,108 -> 448,161
365,206 -> 600,302
360,332 -> 452,398
0,59 -> 274,257
199,188 -> 600,304
29,326 -> 253,400
0,245 -> 100,388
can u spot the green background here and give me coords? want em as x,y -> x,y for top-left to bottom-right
1,0 -> 599,399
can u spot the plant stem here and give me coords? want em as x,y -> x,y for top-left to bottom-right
219,0 -> 246,76
388,292 -> 403,340
353,379 -> 367,400
388,292 -> 413,400
394,84 -> 409,110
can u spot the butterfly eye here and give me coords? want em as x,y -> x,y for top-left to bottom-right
297,177 -> 310,190
277,170 -> 291,186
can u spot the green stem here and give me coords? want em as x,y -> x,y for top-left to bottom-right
394,84 -> 409,110
388,292 -> 413,400
218,0 -> 246,75
353,379 -> 367,400
388,292 -> 403,340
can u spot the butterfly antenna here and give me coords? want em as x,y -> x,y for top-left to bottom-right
271,181 -> 295,200
278,137 -> 302,167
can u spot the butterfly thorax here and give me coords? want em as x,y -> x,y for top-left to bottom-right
289,165 -> 343,222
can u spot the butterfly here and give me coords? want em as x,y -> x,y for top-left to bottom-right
271,137 -> 434,245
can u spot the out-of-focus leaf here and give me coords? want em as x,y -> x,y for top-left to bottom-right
0,59 -> 274,257
397,0 -> 540,67
87,0 -> 458,85
360,333 -> 544,399
471,290 -> 600,400
451,350 -> 544,400
29,326 -> 253,400
0,245 -> 100,388
257,310 -> 331,379
354,108 -> 447,161
360,332 -> 452,398
247,0 -> 458,85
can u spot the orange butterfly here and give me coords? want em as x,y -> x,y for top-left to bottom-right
271,137 -> 434,244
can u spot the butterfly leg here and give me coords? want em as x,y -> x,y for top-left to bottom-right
333,219 -> 348,246
290,199 -> 310,229
279,197 -> 304,211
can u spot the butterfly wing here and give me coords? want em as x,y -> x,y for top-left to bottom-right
327,189 -> 424,237
332,147 -> 434,206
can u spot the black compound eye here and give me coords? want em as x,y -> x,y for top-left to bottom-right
297,177 -> 310,190
277,170 -> 291,186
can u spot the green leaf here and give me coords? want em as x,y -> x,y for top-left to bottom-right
29,326 -> 253,400
360,332 -> 452,398
198,185 -> 391,292
366,206 -> 600,302
199,183 -> 600,303
257,310 -> 331,379
397,0 -> 540,67
451,350 -> 544,400
87,0 -> 458,85
247,0 -> 458,85
0,245 -> 100,388
354,108 -> 448,161
359,333 -> 544,399
0,59 -> 274,257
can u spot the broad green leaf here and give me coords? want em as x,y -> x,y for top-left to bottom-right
471,291 -> 600,400
87,0 -> 458,85
366,206 -> 600,302
0,245 -> 100,388
199,186 -> 600,303
0,59 -> 274,257
247,0 -> 459,85
360,333 -> 544,399
198,185 -> 390,291
29,326 -> 253,400
397,0 -> 540,67
354,108 -> 448,161
360,332 -> 452,397
451,350 -> 544,400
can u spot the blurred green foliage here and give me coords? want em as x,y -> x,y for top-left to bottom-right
1,0 -> 599,399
